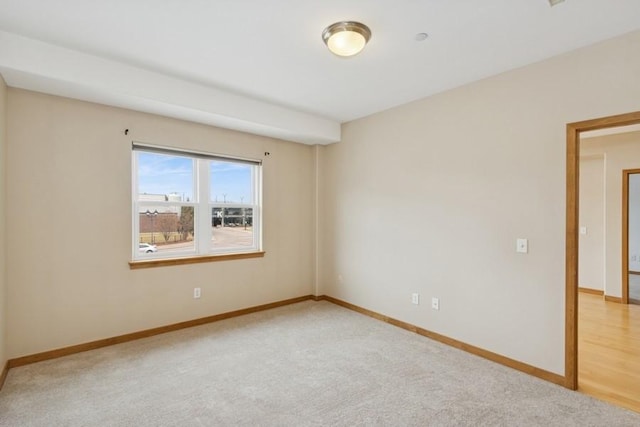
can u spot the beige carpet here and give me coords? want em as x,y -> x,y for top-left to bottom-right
1,300 -> 639,426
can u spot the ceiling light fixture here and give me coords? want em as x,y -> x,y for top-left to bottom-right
548,0 -> 565,6
322,21 -> 371,57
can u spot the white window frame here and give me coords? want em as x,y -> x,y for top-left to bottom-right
132,143 -> 262,261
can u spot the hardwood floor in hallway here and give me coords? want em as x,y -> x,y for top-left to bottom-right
578,292 -> 640,413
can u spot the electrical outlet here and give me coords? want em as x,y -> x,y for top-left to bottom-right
411,293 -> 420,305
431,297 -> 440,310
193,287 -> 201,299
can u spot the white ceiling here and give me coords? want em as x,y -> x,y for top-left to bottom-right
1,0 -> 640,144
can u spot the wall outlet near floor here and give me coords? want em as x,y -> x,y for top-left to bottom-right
193,287 -> 201,299
411,293 -> 420,305
431,297 -> 440,310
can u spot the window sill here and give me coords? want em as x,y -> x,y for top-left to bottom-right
129,251 -> 265,269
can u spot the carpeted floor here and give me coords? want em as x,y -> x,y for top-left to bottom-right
1,300 -> 639,426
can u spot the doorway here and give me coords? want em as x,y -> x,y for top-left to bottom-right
566,111 -> 640,412
566,111 -> 640,388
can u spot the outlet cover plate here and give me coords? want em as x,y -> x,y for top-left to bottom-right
411,293 -> 420,305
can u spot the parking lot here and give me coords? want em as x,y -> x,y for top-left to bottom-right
148,226 -> 254,254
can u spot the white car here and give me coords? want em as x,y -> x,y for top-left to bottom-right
139,243 -> 157,253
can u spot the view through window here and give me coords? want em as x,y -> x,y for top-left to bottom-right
132,145 -> 261,260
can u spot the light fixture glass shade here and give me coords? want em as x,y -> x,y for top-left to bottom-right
322,21 -> 371,57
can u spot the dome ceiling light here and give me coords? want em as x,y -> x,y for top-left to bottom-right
322,21 -> 371,57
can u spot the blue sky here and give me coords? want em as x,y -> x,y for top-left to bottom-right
137,152 -> 253,203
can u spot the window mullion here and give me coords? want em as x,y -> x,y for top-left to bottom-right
196,159 -> 211,254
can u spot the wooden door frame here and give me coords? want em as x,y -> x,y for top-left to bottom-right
623,168 -> 640,305
565,111 -> 640,390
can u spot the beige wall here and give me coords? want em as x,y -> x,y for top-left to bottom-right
0,75 -> 6,369
578,155 -> 605,291
6,89 -> 316,358
319,30 -> 640,375
581,131 -> 640,297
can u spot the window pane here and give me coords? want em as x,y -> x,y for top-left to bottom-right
211,207 -> 254,250
210,161 -> 252,204
139,206 -> 195,255
137,152 -> 194,202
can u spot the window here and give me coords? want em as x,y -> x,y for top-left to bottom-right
132,144 -> 261,262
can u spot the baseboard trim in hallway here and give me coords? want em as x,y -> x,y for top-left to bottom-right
578,287 -> 604,296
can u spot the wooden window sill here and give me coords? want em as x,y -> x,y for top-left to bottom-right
129,251 -> 265,269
